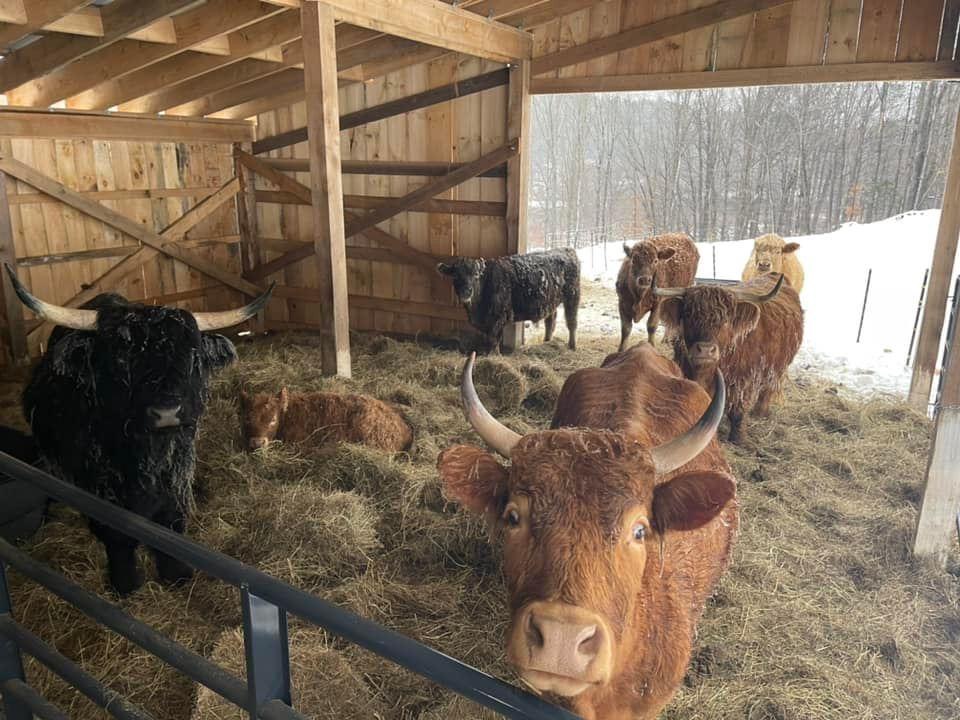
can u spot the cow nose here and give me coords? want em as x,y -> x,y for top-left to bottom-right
757,262 -> 771,271
248,436 -> 269,450
511,602 -> 612,692
692,341 -> 719,361
147,405 -> 182,429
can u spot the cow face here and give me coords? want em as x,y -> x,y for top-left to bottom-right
750,234 -> 799,274
437,258 -> 486,306
623,241 -> 675,294
240,387 -> 290,450
439,435 -> 733,699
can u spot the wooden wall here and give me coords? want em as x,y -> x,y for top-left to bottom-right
1,137 -> 244,356
253,54 -> 508,337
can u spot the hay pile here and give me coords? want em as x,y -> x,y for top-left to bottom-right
2,317 -> 958,720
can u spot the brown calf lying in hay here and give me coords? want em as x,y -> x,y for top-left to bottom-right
240,388 -> 413,452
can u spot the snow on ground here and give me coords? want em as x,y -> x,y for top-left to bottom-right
576,210 -> 952,399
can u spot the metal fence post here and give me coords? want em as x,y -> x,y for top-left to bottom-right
241,584 -> 292,719
0,560 -> 31,720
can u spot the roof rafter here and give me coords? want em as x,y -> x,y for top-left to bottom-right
0,0 -> 90,51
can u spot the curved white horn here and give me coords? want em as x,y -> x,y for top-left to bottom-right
649,370 -> 725,474
460,352 -> 521,458
651,274 -> 687,298
192,283 -> 275,331
4,263 -> 97,330
733,272 -> 784,304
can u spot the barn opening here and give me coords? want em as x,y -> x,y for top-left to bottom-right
0,2 -> 957,720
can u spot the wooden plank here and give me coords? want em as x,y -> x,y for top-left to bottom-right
939,0 -> 960,61
0,157 -> 258,304
0,0 -> 25,25
824,0 -> 862,63
857,0 -> 905,63
530,61 -> 960,92
8,187 -> 219,205
318,0 -> 532,62
896,0 -> 943,62
17,245 -> 140,267
273,284 -> 464,321
255,190 -> 505,215
302,0 -> 350,377
252,68 -> 510,154
0,0 -> 204,92
910,104 -> 960,409
45,7 -> 104,39
0,170 -> 27,362
0,0 -> 88,51
502,59 -> 530,352
0,108 -> 253,143
532,0 -> 789,75
785,0 -> 831,66
264,157 -> 509,177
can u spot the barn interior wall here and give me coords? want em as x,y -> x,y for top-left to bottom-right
253,54 -> 508,337
0,137 -> 243,358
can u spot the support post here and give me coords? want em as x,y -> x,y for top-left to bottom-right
241,586 -> 291,719
234,142 -> 265,332
502,60 -> 531,353
909,106 -> 960,409
0,172 -> 28,364
914,285 -> 960,565
0,561 -> 30,720
301,0 -> 351,377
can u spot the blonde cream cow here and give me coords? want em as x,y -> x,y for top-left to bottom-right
741,233 -> 804,292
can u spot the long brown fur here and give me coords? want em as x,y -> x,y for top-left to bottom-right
241,389 -> 413,452
660,273 -> 804,443
438,345 -> 738,720
616,233 -> 699,350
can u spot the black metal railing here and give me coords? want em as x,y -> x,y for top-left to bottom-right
0,452 -> 580,720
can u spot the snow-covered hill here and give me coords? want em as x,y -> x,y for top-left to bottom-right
577,210 -> 952,399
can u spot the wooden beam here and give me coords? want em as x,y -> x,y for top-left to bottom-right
0,170 -> 27,363
0,107 -> 253,143
8,186 -> 219,206
44,7 -> 104,38
255,189 -> 506,216
7,0 -> 279,108
910,106 -> 960,409
531,0 -> 788,76
0,1 -> 89,51
17,245 -> 140,267
502,59 -> 531,352
319,0 -> 531,62
302,0 -> 350,377
263,157 -> 508,177
252,67 -> 510,154
0,0 -> 204,93
531,61 -> 960,93
274,284 -> 464,322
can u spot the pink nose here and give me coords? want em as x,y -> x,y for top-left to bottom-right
248,436 -> 269,450
691,341 -> 719,361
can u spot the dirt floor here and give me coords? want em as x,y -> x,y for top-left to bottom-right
1,280 -> 959,720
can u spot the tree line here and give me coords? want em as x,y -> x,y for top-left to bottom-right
529,81 -> 960,247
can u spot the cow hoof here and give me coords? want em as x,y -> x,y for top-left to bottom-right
109,568 -> 144,597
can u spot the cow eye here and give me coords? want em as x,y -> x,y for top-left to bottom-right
632,523 -> 646,542
504,506 -> 521,528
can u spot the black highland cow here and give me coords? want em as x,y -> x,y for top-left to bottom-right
438,248 -> 580,352
6,266 -> 272,594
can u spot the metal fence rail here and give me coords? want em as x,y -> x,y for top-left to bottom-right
0,452 -> 580,720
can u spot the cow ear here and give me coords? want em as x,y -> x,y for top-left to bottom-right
782,242 -> 800,254
652,471 -> 735,533
437,263 -> 453,276
657,296 -> 683,329
731,302 -> 761,339
201,334 -> 238,372
278,387 -> 290,413
437,444 -> 509,516
657,248 -> 676,261
623,243 -> 632,257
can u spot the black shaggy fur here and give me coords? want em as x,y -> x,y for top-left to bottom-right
438,248 -> 580,352
24,293 -> 237,594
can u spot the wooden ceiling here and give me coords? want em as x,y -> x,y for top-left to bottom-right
0,1 -> 954,123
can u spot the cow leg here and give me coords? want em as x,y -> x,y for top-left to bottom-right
726,407 -> 746,445
753,386 -> 775,417
646,302 -> 660,345
151,509 -> 194,586
563,291 -> 579,350
90,521 -> 142,596
543,312 -> 557,342
618,308 -> 632,353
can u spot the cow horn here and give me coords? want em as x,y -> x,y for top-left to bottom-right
651,274 -> 687,298
4,263 -> 97,330
460,351 -> 521,458
733,272 -> 784,304
649,370 -> 725,474
191,283 -> 275,331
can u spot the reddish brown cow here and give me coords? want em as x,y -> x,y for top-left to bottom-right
438,347 -> 738,720
616,233 -> 699,351
240,388 -> 413,452
655,272 -> 803,444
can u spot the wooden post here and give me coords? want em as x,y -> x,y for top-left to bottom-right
914,291 -> 960,564
0,171 -> 28,364
301,0 -> 351,377
909,106 -> 960,409
234,141 -> 265,332
501,60 -> 531,352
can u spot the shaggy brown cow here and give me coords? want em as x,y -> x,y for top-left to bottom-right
616,233 -> 699,350
240,388 -> 413,452
741,233 -> 804,292
438,347 -> 738,720
656,272 -> 803,444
